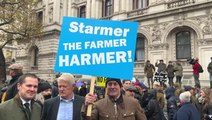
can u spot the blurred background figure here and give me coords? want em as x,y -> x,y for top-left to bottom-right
121,80 -> 131,95
192,58 -> 201,88
173,83 -> 183,97
52,80 -> 59,97
125,85 -> 137,98
155,59 -> 167,73
165,86 -> 180,120
207,57 -> 212,89
1,63 -> 23,103
79,82 -> 88,97
153,81 -> 166,120
144,89 -> 163,120
195,87 -> 212,120
174,60 -> 183,87
183,85 -> 197,104
166,61 -> 175,87
174,91 -> 200,120
155,59 -> 167,88
144,60 -> 155,89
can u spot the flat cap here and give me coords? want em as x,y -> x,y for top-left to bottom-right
126,85 -> 137,92
8,63 -> 23,70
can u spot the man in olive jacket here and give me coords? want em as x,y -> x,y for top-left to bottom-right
0,73 -> 41,120
82,78 -> 147,120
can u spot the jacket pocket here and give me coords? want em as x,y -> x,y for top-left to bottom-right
122,112 -> 135,120
99,113 -> 110,120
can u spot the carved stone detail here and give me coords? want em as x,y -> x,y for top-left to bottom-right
198,39 -> 212,45
152,25 -> 162,43
142,26 -> 151,32
202,16 -> 212,34
142,23 -> 168,44
48,7 -> 53,23
148,43 -> 169,51
189,15 -> 212,35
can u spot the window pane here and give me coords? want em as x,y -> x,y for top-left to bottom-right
105,0 -> 112,16
176,31 -> 191,59
135,36 -> 145,61
37,11 -> 43,24
80,6 -> 86,18
34,47 -> 39,66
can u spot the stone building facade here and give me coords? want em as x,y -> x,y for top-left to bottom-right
16,0 -> 212,86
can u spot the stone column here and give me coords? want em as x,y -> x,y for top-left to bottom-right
53,0 -> 60,23
95,0 -> 102,18
126,0 -> 132,11
91,0 -> 96,18
86,0 -> 91,18
67,0 -> 72,16
63,0 -> 68,16
120,0 -> 126,12
44,0 -> 48,25
113,0 -> 120,13
71,3 -> 78,17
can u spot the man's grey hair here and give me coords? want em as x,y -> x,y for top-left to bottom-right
57,73 -> 75,85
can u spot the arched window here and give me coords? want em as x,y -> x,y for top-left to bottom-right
30,46 -> 39,67
176,31 -> 191,59
135,36 -> 145,61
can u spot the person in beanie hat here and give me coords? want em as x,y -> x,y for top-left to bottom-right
106,78 -> 122,87
35,81 -> 52,106
38,81 -> 52,93
83,78 -> 147,120
173,91 -> 200,120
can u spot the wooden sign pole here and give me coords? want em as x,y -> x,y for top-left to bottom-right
86,76 -> 96,116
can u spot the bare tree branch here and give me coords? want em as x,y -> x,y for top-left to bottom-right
0,18 -> 14,26
0,28 -> 26,37
0,1 -> 20,6
0,38 -> 14,49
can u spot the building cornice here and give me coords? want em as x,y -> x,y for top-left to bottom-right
125,1 -> 212,21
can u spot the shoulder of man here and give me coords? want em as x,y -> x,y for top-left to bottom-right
123,95 -> 139,104
0,98 -> 14,110
44,96 -> 60,105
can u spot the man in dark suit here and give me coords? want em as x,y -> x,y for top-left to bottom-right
42,73 -> 84,120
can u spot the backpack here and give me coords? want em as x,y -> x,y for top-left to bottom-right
198,65 -> 204,73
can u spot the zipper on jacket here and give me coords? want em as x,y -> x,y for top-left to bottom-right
114,102 -> 117,115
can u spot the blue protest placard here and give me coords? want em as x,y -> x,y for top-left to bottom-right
54,17 -> 138,80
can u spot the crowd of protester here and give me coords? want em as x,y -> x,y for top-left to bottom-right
0,58 -> 211,120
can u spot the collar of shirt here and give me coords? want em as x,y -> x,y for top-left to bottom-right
60,94 -> 75,103
20,97 -> 31,108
